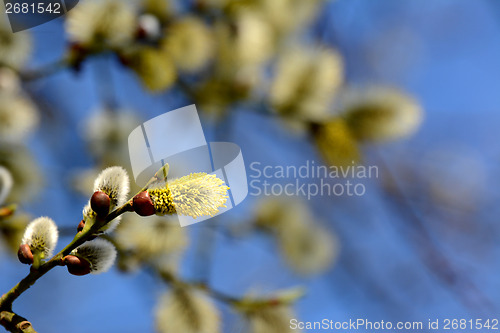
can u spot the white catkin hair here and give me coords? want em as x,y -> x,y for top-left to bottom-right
0,166 -> 13,205
101,215 -> 122,233
72,238 -> 117,274
93,166 -> 130,207
21,217 -> 59,258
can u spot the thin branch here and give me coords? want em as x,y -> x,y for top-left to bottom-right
0,200 -> 133,313
102,233 -> 240,306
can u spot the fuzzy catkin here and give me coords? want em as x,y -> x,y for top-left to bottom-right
71,238 -> 117,274
21,217 -> 59,258
149,173 -> 229,219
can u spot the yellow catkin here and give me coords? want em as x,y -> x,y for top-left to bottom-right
313,118 -> 361,168
148,173 -> 229,219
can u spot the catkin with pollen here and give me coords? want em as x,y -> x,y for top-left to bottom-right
149,187 -> 176,215
148,173 -> 229,219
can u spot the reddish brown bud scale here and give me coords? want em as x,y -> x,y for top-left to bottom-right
132,191 -> 155,216
90,191 -> 111,217
69,42 -> 85,54
64,255 -> 91,276
136,26 -> 148,40
117,54 -> 132,67
17,244 -> 33,265
77,219 -> 85,232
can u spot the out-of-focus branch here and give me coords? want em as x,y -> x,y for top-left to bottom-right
157,268 -> 239,305
20,58 -> 70,81
103,233 -> 240,305
375,151 -> 495,315
0,57 -> 71,82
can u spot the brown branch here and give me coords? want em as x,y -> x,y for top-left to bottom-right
0,311 -> 37,333
0,201 -> 133,323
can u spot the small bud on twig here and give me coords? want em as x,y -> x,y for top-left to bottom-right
77,219 -> 85,232
90,191 -> 111,217
132,191 -> 155,216
81,166 -> 130,233
64,255 -> 91,276
17,244 -> 33,265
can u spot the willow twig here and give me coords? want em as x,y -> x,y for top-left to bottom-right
0,200 -> 133,331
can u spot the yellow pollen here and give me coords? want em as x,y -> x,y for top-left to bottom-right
148,173 -> 229,219
149,187 -> 176,215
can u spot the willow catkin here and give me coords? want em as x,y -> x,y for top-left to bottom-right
21,217 -> 59,258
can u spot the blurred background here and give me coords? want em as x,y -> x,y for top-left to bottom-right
1,0 -> 500,332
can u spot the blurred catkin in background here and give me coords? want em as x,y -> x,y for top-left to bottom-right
1,0 -> 498,332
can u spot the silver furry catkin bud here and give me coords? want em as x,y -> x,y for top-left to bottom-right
83,166 -> 130,232
70,238 -> 117,274
21,217 -> 59,259
93,166 -> 130,208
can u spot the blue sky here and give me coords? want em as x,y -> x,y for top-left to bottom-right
2,1 -> 500,332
